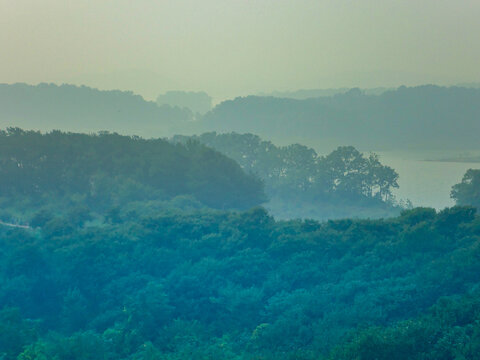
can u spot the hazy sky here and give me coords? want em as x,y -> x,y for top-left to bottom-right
1,0 -> 479,100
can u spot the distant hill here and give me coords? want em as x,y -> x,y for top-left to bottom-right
200,85 -> 480,151
0,83 -> 193,137
4,83 -> 480,152
157,91 -> 212,116
258,87 -> 391,99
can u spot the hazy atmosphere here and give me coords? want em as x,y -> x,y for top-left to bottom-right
1,0 -> 480,100
2,1 -> 480,359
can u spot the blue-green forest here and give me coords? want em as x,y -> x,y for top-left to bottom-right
1,129 -> 480,359
2,0 -> 480,357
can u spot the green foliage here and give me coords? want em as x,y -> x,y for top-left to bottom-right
327,292 -> 480,360
1,205 -> 480,358
399,207 -> 436,226
173,132 -> 400,220
434,206 -> 477,237
30,210 -> 54,228
0,131 -> 478,359
452,169 -> 480,209
0,129 -> 265,211
0,307 -> 38,360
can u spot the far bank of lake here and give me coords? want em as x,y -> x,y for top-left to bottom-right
378,150 -> 480,210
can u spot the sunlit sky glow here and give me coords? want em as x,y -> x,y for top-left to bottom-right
1,0 -> 479,100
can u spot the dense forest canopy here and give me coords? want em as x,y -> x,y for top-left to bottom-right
1,203 -> 480,359
1,84 -> 480,359
0,128 -> 265,211
2,0 -> 479,357
0,128 -> 479,359
173,132 -> 400,219
201,85 -> 480,151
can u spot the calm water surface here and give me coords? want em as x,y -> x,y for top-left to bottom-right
378,151 -> 480,209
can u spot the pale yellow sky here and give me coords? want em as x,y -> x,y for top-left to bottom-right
1,0 -> 479,100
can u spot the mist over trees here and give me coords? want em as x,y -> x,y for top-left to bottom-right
173,132 -> 400,219
259,87 -> 391,99
175,133 -> 399,203
201,85 -> 480,151
157,91 -> 212,116
0,83 -> 192,137
2,83 -> 480,152
2,0 -> 479,356
2,83 -> 480,359
0,128 -> 479,359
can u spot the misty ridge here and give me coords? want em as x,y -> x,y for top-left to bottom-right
2,81 -> 480,360
202,85 -> 480,151
0,0 -> 480,360
2,82 -> 480,217
2,82 -> 480,152
257,86 -> 392,99
4,0 -> 480,358
0,83 -> 191,137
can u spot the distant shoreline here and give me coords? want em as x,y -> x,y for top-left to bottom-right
423,158 -> 480,163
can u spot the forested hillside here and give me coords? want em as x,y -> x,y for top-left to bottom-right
0,129 -> 265,212
1,128 -> 480,359
0,83 -> 192,137
3,0 -> 478,358
3,84 -> 480,152
1,205 -> 480,359
173,132 -> 401,219
328,291 -> 480,359
201,85 -> 480,151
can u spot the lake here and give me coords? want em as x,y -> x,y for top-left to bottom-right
378,151 -> 480,210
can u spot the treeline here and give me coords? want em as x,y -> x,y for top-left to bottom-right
0,129 -> 265,211
2,83 -> 480,152
328,291 -> 480,359
0,83 -> 192,137
201,85 -> 480,151
259,86 -> 391,99
173,132 -> 400,219
452,169 -> 480,210
1,205 -> 480,359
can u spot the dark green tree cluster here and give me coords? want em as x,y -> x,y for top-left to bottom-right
173,132 -> 400,219
1,204 -> 480,359
452,169 -> 480,210
0,128 -> 265,211
329,291 -> 480,359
